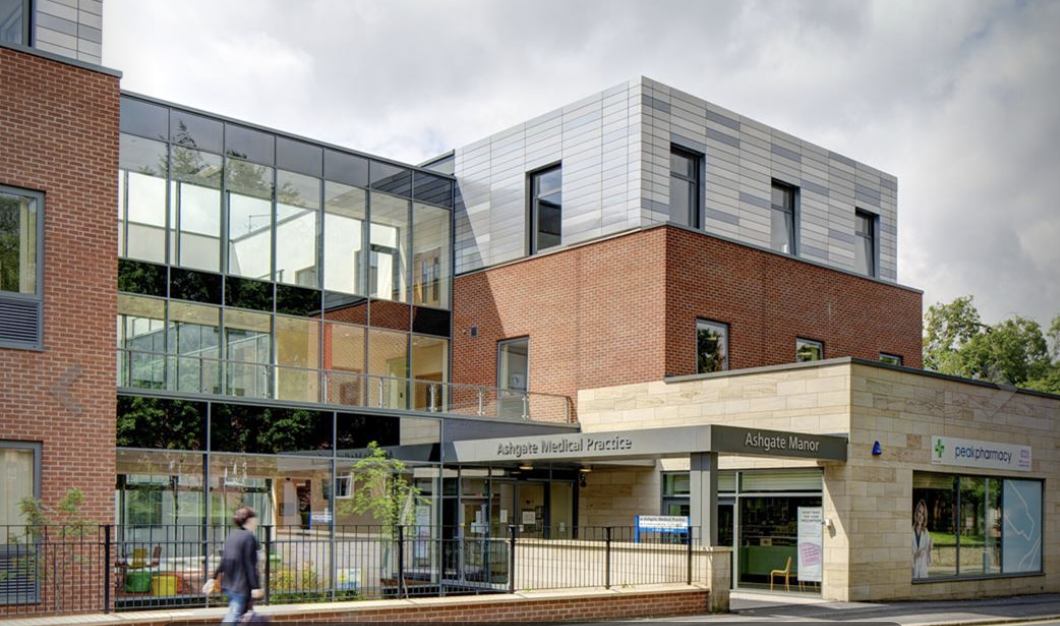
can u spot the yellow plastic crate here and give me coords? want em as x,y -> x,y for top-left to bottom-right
150,573 -> 178,596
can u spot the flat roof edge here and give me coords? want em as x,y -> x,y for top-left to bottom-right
664,357 -> 1060,402
119,91 -> 456,180
0,40 -> 122,78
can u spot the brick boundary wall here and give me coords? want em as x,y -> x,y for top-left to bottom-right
35,587 -> 711,625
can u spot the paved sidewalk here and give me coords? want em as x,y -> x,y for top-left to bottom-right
655,591 -> 1060,625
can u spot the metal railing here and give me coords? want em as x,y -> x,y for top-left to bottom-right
0,524 -> 705,616
117,348 -> 574,424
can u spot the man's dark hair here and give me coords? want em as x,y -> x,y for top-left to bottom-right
233,507 -> 257,528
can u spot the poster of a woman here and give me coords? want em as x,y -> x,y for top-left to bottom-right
912,498 -> 933,578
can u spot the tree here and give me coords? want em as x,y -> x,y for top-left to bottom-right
922,296 -> 1060,394
338,442 -> 427,592
923,296 -> 982,373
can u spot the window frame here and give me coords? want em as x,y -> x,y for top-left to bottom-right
795,337 -> 824,362
769,180 -> 799,256
0,184 -> 45,350
879,352 -> 903,366
497,336 -> 530,392
854,208 -> 879,277
528,163 -> 562,255
0,440 -> 42,509
669,145 -> 702,229
0,0 -> 33,47
696,318 -> 730,373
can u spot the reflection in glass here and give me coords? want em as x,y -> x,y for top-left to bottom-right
227,160 -> 274,280
369,192 -> 409,302
275,315 -> 321,402
770,183 -> 796,255
116,396 -> 205,450
116,449 -> 205,556
325,322 -> 366,406
411,335 -> 448,411
225,309 -> 271,399
208,453 -> 333,543
795,338 -> 823,362
120,134 -> 168,263
959,476 -> 1001,576
412,203 -> 450,309
276,170 -> 321,288
530,166 -> 562,253
368,328 -> 408,409
167,302 -> 221,394
170,147 -> 222,271
324,182 -> 366,296
117,295 -> 166,389
118,259 -> 167,298
0,0 -> 26,45
1002,479 -> 1042,574
696,320 -> 729,373
854,210 -> 876,276
0,191 -> 38,294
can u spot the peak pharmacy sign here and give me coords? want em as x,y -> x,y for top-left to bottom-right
931,436 -> 1032,472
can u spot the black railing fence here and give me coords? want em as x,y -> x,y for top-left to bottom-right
0,524 -> 708,616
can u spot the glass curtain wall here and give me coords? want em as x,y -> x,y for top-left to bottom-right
118,96 -> 454,413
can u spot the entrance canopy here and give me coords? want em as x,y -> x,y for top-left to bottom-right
448,424 -> 848,464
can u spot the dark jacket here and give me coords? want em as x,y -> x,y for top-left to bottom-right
213,528 -> 260,596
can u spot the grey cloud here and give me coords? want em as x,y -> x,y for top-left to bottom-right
102,0 -> 1060,326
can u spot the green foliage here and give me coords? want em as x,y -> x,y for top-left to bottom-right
696,328 -> 725,373
117,396 -> 204,450
19,488 -> 90,533
340,442 -> 426,531
922,296 -> 1060,394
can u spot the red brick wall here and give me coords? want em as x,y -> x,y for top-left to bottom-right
0,48 -> 120,524
452,228 -> 668,407
115,588 -> 710,623
453,226 -> 922,401
664,227 -> 923,376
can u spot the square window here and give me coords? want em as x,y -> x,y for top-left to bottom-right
795,338 -> 824,362
696,320 -> 729,373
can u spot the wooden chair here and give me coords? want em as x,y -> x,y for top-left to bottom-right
769,556 -> 794,592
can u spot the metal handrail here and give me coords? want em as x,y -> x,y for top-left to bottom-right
116,348 -> 574,423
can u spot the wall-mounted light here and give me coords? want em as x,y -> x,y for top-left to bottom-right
518,462 -> 533,471
579,466 -> 593,473
579,473 -> 588,488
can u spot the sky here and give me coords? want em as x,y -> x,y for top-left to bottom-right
102,0 -> 1060,328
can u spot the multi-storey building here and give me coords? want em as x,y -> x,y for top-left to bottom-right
0,3 -> 1056,611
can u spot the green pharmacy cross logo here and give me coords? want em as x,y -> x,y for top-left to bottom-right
934,439 -> 946,459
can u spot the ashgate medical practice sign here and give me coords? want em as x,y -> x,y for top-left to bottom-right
931,436 -> 1031,472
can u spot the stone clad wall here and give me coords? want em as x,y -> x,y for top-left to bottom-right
573,359 -> 1060,602
845,363 -> 1059,601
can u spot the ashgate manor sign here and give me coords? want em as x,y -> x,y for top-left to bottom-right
451,425 -> 847,463
743,432 -> 821,453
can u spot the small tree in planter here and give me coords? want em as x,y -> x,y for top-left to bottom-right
338,442 -> 427,596
5,489 -> 93,611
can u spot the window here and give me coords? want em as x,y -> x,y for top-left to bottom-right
412,203 -> 450,309
770,182 -> 797,254
529,165 -> 562,254
275,170 -> 321,288
498,338 -> 529,392
0,442 -> 40,526
324,182 -> 366,296
0,441 -> 40,605
854,209 -> 877,277
880,353 -> 903,366
696,319 -> 729,373
669,147 -> 701,228
0,0 -> 30,46
170,147 -> 222,272
0,186 -> 43,349
795,338 -> 823,362
661,472 -> 691,517
913,472 -> 1041,580
226,159 -> 274,280
369,192 -> 409,302
119,134 -> 168,264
